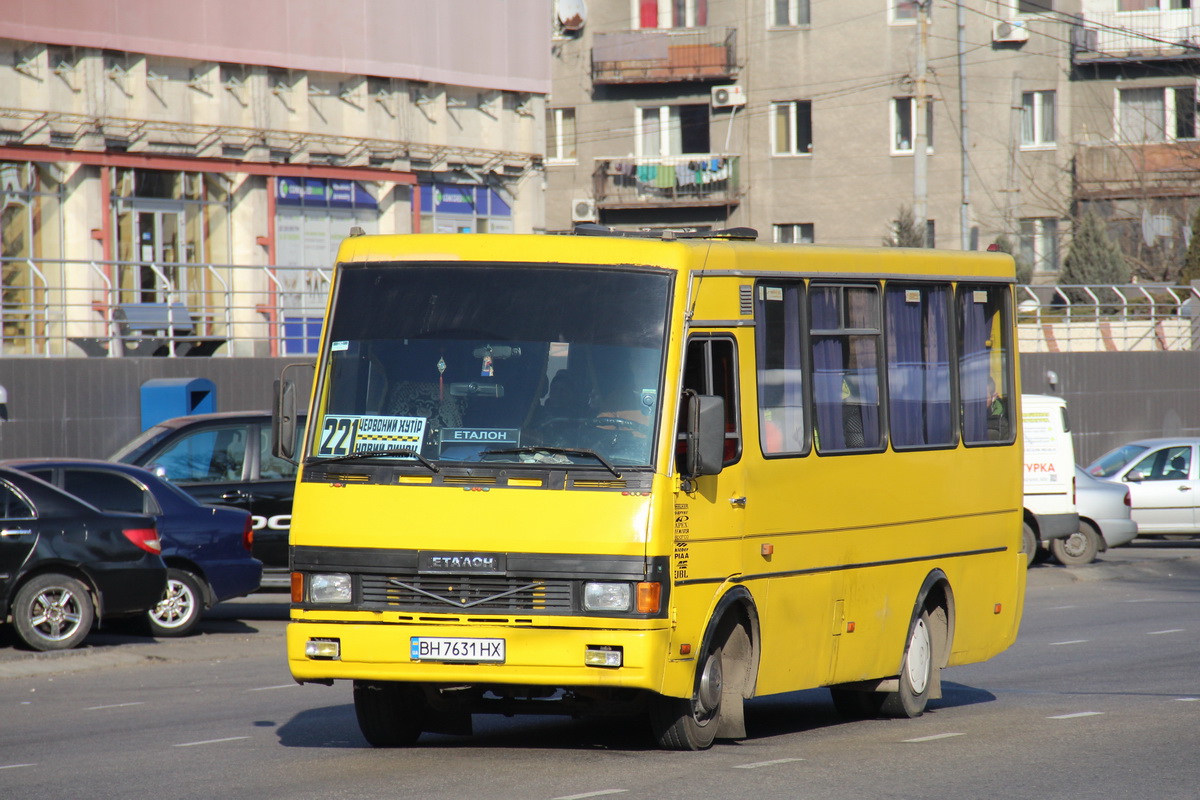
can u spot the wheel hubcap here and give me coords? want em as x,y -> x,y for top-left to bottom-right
31,589 -> 82,641
694,651 -> 723,721
1063,532 -> 1086,557
152,579 -> 195,627
906,618 -> 931,695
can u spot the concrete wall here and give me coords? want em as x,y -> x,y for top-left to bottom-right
1,353 -> 1195,465
0,358 -> 312,460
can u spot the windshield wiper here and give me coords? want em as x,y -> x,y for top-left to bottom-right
480,446 -> 621,479
306,448 -> 440,473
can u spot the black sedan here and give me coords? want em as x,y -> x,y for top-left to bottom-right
0,466 -> 166,651
4,459 -> 263,637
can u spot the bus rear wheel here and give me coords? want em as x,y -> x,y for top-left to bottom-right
880,608 -> 934,718
649,644 -> 724,750
353,680 -> 426,747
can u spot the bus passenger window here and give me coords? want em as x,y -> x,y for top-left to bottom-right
886,283 -> 954,449
810,284 -> 882,453
678,337 -> 740,466
958,285 -> 1013,445
756,282 -> 807,455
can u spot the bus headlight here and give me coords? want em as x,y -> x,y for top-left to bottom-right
583,582 -> 631,612
309,573 -> 352,603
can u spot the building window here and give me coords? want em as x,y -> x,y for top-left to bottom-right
890,1 -> 918,23
1021,90 -> 1056,147
1118,1 -> 1189,11
770,0 -> 810,26
546,108 -> 577,163
892,97 -> 933,154
1020,218 -> 1060,274
771,101 -> 813,155
637,105 -> 710,157
1016,0 -> 1053,12
638,0 -> 707,29
1118,87 -> 1198,143
774,223 -> 814,243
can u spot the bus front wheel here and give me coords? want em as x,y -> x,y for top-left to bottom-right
649,644 -> 724,750
353,680 -> 426,747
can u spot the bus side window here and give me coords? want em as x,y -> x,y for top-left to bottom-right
958,285 -> 1014,445
677,337 -> 741,466
810,284 -> 882,453
756,282 -> 807,456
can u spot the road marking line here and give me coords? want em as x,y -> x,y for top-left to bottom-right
85,702 -> 145,711
173,736 -> 250,747
551,791 -> 628,800
1147,629 -> 1184,635
248,684 -> 297,691
902,733 -> 965,743
734,758 -> 805,769
0,763 -> 36,770
1049,640 -> 1088,646
1048,712 -> 1104,719
1176,698 -> 1199,702
1047,605 -> 1078,610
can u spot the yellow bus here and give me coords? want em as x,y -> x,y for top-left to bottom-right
277,226 -> 1025,750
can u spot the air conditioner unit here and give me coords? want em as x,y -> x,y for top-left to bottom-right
571,198 -> 597,223
711,85 -> 746,109
993,20 -> 1029,44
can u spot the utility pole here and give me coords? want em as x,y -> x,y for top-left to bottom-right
957,0 -> 971,250
914,0 -> 929,246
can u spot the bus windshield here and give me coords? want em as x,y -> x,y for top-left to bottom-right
312,262 -> 672,469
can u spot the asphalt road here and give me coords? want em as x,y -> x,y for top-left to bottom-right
1,540 -> 1198,800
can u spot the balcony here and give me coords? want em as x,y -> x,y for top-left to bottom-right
592,28 -> 737,84
592,155 -> 740,209
1074,143 -> 1200,199
1072,10 -> 1200,63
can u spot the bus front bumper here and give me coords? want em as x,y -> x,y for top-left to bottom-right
288,619 -> 674,692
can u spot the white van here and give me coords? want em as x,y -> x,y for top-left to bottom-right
1021,394 -> 1080,565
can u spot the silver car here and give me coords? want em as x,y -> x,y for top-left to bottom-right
1086,438 -> 1200,539
1050,467 -> 1138,566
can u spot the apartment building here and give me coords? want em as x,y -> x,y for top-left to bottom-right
0,0 -> 548,356
546,1 -> 1199,285
1070,0 -> 1200,282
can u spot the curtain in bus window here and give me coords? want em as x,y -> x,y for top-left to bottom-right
811,286 -> 880,451
959,289 -> 990,443
886,285 -> 952,447
811,288 -> 847,451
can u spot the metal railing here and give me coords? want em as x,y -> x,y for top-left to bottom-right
1072,10 -> 1200,61
2,264 -> 1197,357
591,27 -> 738,84
1017,284 -> 1200,353
0,256 -> 330,358
592,154 -> 740,208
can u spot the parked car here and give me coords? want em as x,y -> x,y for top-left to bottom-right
1086,437 -> 1200,539
110,411 -> 305,584
0,466 -> 166,651
4,459 -> 262,636
1049,467 -> 1139,566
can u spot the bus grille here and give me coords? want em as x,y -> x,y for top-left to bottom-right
360,574 -> 573,613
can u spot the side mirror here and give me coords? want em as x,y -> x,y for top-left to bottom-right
273,378 -> 298,462
1124,471 -> 1143,483
684,393 -> 725,479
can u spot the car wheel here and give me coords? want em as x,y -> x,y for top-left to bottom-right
147,569 -> 205,637
1022,522 -> 1038,567
353,680 -> 426,747
12,573 -> 95,651
1050,522 -> 1101,566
